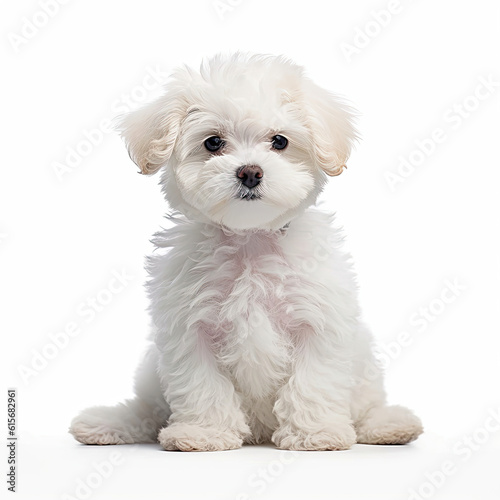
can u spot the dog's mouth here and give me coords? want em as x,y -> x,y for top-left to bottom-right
236,186 -> 262,201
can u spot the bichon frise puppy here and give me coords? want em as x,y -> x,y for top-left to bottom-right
70,53 -> 423,451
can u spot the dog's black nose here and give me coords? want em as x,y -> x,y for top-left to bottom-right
237,165 -> 263,188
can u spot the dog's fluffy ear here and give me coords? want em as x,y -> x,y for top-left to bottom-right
117,89 -> 186,175
303,80 -> 358,176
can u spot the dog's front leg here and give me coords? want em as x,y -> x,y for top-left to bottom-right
272,330 -> 356,451
156,327 -> 250,452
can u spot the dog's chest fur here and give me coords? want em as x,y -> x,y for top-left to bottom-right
148,215 -> 334,403
212,230 -> 298,399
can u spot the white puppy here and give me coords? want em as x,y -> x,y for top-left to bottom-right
70,53 -> 423,451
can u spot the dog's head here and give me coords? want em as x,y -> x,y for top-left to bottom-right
119,54 -> 358,231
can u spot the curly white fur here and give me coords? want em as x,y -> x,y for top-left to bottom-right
70,53 -> 422,451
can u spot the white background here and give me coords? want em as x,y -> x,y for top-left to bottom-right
1,0 -> 499,499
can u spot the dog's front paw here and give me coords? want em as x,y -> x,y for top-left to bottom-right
272,424 -> 356,451
158,423 -> 244,452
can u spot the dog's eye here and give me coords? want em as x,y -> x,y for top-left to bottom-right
204,136 -> 224,152
271,135 -> 288,150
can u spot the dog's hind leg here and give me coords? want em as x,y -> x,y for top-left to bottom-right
69,345 -> 170,445
355,404 -> 423,445
350,324 -> 423,445
69,398 -> 167,445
